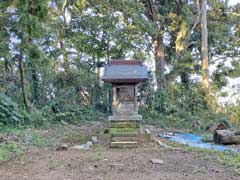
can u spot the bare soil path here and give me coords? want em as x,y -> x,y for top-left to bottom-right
0,123 -> 239,180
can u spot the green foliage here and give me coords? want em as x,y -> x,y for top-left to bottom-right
201,133 -> 213,142
0,94 -> 22,125
54,106 -> 105,123
225,103 -> 240,126
217,152 -> 240,173
29,132 -> 49,147
63,132 -> 91,144
140,84 -> 229,130
0,0 -> 240,131
21,108 -> 50,128
0,142 -> 22,161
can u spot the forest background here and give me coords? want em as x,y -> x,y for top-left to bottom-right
0,0 -> 240,131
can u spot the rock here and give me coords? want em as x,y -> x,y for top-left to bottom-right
165,132 -> 174,138
145,129 -> 151,134
206,121 -> 230,132
91,136 -> 98,143
13,135 -> 19,142
23,135 -> 32,145
86,141 -> 93,147
71,144 -> 90,150
60,120 -> 68,125
56,144 -> 68,151
214,130 -> 240,144
150,159 -> 165,164
104,129 -> 109,134
156,140 -> 170,148
152,136 -> 171,148
0,137 -> 8,143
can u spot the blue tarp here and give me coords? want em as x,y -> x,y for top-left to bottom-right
160,133 -> 239,154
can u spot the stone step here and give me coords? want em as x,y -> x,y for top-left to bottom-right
110,141 -> 139,148
110,127 -> 139,134
111,131 -> 139,137
109,121 -> 140,128
111,136 -> 139,142
108,115 -> 142,121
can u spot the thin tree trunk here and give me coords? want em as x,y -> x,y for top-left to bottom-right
201,0 -> 209,89
31,63 -> 39,103
95,56 -> 101,106
28,0 -> 39,104
19,52 -> 29,111
61,0 -> 70,74
60,41 -> 70,73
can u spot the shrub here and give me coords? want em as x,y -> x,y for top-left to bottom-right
54,106 -> 105,123
0,93 -> 22,125
140,84 -> 230,131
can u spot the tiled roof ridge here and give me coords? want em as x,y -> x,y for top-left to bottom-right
109,60 -> 143,66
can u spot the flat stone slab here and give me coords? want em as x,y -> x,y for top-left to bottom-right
150,159 -> 165,164
111,131 -> 139,137
112,136 -> 139,142
109,121 -> 140,128
108,115 -> 142,121
110,127 -> 139,134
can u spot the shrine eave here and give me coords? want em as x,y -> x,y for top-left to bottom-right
102,60 -> 148,83
102,78 -> 148,83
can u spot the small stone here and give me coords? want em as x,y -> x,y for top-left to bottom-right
145,129 -> 151,134
86,141 -> 93,147
164,132 -> 175,138
157,140 -> 170,148
150,159 -> 165,164
71,144 -> 90,150
60,120 -> 68,125
56,144 -> 68,151
23,135 -> 32,145
91,136 -> 98,143
13,135 -> 19,142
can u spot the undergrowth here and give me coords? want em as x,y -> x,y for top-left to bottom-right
139,84 -> 232,131
0,143 -> 22,161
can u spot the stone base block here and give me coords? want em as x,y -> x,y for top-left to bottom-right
109,121 -> 140,128
111,136 -> 139,142
108,115 -> 142,121
111,131 -> 139,137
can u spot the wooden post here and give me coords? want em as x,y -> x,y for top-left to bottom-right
134,85 -> 138,112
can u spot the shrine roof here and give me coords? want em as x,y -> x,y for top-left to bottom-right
102,60 -> 148,83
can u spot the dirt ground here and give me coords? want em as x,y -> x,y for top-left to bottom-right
0,122 -> 239,180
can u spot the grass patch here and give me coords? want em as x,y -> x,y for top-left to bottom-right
63,132 -> 91,144
201,133 -> 213,142
0,142 -> 22,161
110,127 -> 139,133
217,152 -> 240,173
29,132 -> 49,147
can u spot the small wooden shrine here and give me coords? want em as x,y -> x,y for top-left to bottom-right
102,60 -> 148,148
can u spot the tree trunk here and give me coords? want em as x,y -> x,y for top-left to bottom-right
95,57 -> 101,106
146,0 -> 165,89
30,63 -> 39,103
153,35 -> 165,89
201,0 -> 209,89
61,0 -> 70,74
60,41 -> 70,73
28,0 -> 39,104
18,52 -> 29,111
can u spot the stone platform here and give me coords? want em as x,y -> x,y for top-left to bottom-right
109,115 -> 142,148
